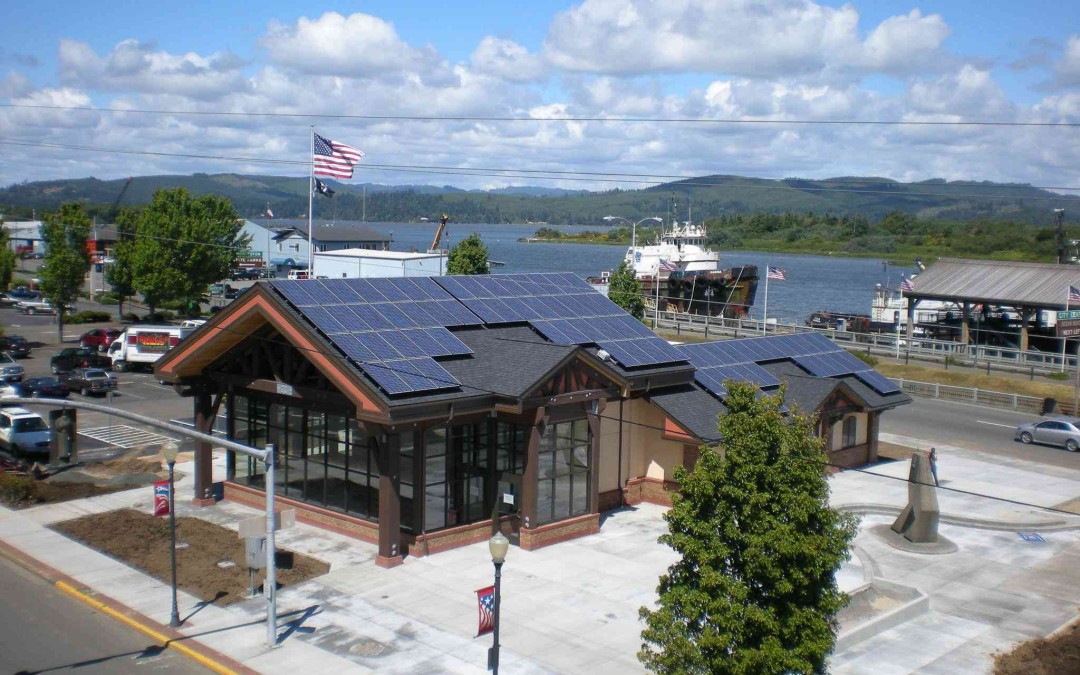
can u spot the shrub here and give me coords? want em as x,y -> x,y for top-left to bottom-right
0,474 -> 39,507
121,312 -> 140,323
142,311 -> 175,322
67,310 -> 113,324
852,350 -> 879,367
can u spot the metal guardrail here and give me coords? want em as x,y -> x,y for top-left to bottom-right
889,380 -> 1049,415
655,311 -> 1080,377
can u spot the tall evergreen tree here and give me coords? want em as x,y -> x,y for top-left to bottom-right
639,381 -> 858,675
447,232 -> 490,275
608,260 -> 645,321
39,203 -> 92,341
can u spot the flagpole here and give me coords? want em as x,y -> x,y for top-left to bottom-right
762,265 -> 769,335
308,124 -> 315,274
1063,286 -> 1070,373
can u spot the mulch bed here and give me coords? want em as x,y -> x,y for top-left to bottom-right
52,508 -> 330,606
0,471 -> 137,508
993,623 -> 1080,674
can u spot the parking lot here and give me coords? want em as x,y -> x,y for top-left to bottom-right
2,306 -> 196,461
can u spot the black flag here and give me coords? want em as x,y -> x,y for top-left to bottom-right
314,177 -> 335,198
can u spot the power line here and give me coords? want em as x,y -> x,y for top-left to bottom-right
3,137 -> 1077,201
3,102 -> 1077,127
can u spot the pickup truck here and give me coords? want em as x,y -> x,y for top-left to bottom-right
16,299 -> 75,315
50,347 -> 111,375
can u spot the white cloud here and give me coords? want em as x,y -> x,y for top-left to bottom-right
1054,35 -> 1080,88
261,11 -> 453,85
58,39 -> 247,99
907,65 -> 1014,119
544,0 -> 950,80
469,37 -> 547,83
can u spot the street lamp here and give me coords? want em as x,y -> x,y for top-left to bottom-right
488,531 -> 510,674
162,441 -> 182,628
603,216 -> 663,252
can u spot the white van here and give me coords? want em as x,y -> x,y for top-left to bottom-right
287,269 -> 310,280
108,325 -> 195,372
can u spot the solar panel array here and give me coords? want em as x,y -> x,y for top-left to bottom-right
435,273 -> 684,368
272,273 -> 686,397
271,277 -> 481,395
675,332 -> 901,399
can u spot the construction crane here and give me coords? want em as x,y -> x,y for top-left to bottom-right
428,213 -> 449,253
108,177 -> 134,222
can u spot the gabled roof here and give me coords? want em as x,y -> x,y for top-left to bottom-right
909,258 -> 1080,309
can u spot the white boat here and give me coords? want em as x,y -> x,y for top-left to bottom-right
871,279 -> 961,331
623,219 -> 721,276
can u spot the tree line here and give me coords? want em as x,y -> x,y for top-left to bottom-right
10,188 -> 248,339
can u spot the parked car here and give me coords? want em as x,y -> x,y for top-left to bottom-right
50,347 -> 111,375
0,293 -> 20,308
0,382 -> 18,403
0,335 -> 31,358
63,368 -> 118,396
6,287 -> 40,300
79,328 -> 123,352
230,268 -> 261,281
209,283 -> 235,297
0,407 -> 52,455
16,299 -> 74,315
15,377 -> 70,399
1015,417 -> 1080,452
0,353 -> 24,382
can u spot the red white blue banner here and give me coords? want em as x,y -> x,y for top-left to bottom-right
153,480 -> 171,517
476,585 -> 495,636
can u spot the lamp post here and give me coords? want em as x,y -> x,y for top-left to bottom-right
162,441 -> 182,628
488,531 -> 510,674
602,216 -> 663,254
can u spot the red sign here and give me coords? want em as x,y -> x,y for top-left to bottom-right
153,480 -> 171,517
136,332 -> 171,353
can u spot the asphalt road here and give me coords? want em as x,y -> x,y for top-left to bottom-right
881,396 -> 1080,470
0,555 -> 209,674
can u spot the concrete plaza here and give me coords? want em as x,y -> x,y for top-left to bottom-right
1,435 -> 1078,673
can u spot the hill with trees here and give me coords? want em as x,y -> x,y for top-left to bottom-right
1,172 -> 1074,226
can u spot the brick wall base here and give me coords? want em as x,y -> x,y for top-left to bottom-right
224,482 -> 380,545
519,513 -> 599,551
828,444 -> 871,472
623,476 -> 680,507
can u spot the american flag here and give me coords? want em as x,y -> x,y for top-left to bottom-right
313,133 -> 364,179
767,266 -> 786,281
657,259 -> 677,272
1070,285 -> 1080,305
476,585 -> 495,636
900,276 -> 915,292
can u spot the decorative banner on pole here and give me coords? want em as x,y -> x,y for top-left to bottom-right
153,480 -> 171,517
475,585 -> 495,637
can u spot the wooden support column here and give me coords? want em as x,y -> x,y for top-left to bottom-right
192,392 -> 216,506
906,299 -> 916,339
961,303 -> 970,346
521,406 -> 546,532
866,411 -> 880,465
586,399 -> 606,515
1020,306 -> 1031,353
376,431 -> 403,568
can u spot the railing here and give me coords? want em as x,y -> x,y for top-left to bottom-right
654,311 -> 1080,377
890,379 -> 1052,415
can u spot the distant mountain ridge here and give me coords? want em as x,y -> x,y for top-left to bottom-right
1,172 -> 1074,225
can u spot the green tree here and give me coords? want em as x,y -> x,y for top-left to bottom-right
0,224 -> 17,290
608,260 -> 645,321
39,203 -> 92,341
105,207 -> 138,319
129,188 -> 246,317
447,232 -> 490,275
639,381 -> 858,675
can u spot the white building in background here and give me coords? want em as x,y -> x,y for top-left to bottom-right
314,249 -> 447,279
2,221 -> 44,254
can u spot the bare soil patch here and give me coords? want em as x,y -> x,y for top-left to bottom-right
0,471 -> 138,508
993,623 -> 1080,675
53,509 -> 330,606
0,450 -> 167,508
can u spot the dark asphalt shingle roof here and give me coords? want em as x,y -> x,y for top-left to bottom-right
442,326 -> 576,398
910,258 -> 1080,309
649,385 -> 724,444
760,361 -> 841,414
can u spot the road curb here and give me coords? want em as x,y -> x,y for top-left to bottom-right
0,538 -> 256,675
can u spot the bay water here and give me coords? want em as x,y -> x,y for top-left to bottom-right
380,222 -> 918,324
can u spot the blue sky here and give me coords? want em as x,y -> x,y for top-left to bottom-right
1,1 -> 1077,191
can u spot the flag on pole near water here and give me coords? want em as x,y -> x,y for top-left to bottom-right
657,259 -> 677,272
767,266 -> 787,281
314,177 -> 335,198
313,133 -> 364,179
1070,285 -> 1080,304
264,207 -> 273,218
900,276 -> 915,292
475,585 -> 495,636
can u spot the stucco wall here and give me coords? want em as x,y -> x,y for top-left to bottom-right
830,412 -> 867,451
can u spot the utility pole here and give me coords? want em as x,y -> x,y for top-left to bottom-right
1055,208 -> 1066,264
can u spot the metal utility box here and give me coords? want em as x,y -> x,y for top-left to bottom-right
245,537 -> 266,569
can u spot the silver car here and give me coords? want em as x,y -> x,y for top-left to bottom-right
1015,417 -> 1080,452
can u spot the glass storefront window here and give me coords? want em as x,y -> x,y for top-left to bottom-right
536,418 -> 591,525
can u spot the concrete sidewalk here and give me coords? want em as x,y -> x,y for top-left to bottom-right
1,442 -> 1079,674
